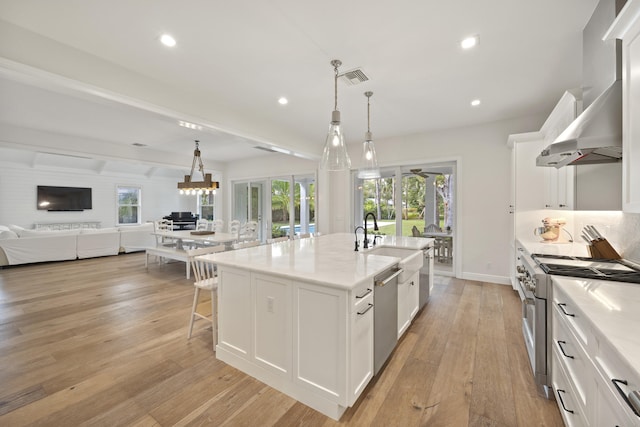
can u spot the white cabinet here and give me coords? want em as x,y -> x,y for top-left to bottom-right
543,165 -> 575,210
216,266 -> 374,418
606,0 -> 640,213
552,281 -> 640,426
539,91 -> 580,210
397,272 -> 419,339
217,267 -> 252,357
349,283 -> 374,404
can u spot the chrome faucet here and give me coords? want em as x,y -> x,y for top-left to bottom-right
363,212 -> 379,249
354,226 -> 365,251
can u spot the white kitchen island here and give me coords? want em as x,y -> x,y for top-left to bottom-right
198,233 -> 432,420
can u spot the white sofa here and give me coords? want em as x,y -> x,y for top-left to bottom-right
0,223 -> 156,266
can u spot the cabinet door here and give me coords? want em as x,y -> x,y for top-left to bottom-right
349,293 -> 373,406
623,16 -> 640,212
218,267 -> 252,357
397,278 -> 410,338
408,273 -> 420,321
253,273 -> 292,377
294,282 -> 347,404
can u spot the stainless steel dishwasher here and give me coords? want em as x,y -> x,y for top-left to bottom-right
373,266 -> 403,375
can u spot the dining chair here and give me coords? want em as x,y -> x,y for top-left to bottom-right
211,219 -> 225,233
239,221 -> 258,242
186,245 -> 226,350
195,219 -> 210,231
411,226 -> 421,237
425,223 -> 442,233
232,240 -> 261,250
153,219 -> 176,248
229,220 -> 241,239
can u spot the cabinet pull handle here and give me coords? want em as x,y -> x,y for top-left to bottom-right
557,340 -> 574,359
356,288 -> 372,299
557,303 -> 575,317
357,303 -> 374,316
410,281 -> 415,286
556,389 -> 574,414
612,379 -> 640,417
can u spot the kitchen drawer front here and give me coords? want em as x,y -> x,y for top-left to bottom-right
351,282 -> 374,313
552,347 -> 589,427
594,372 -> 639,427
553,285 -> 592,350
594,337 -> 640,425
553,302 -> 590,408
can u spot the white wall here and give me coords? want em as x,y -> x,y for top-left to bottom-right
0,161 -> 195,228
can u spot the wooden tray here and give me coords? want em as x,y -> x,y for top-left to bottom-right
190,231 -> 215,235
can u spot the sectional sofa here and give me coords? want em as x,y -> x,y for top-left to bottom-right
0,223 -> 156,266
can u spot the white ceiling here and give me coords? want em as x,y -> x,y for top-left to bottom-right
0,0 -> 600,170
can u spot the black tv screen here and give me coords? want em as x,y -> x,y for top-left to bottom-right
37,186 -> 92,211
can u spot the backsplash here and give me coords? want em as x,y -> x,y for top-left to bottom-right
572,211 -> 640,263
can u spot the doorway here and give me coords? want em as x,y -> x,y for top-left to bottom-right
354,162 -> 456,275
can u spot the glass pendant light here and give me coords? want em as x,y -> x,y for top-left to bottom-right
320,59 -> 351,171
357,91 -> 380,179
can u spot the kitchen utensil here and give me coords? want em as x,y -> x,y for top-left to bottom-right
581,226 -> 621,259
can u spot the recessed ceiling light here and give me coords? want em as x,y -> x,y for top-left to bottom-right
278,97 -> 288,105
461,35 -> 479,49
471,99 -> 481,107
160,34 -> 176,47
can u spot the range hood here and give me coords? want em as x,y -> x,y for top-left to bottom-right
536,79 -> 621,168
537,0 -> 625,169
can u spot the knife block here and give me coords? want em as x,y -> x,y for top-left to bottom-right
588,239 -> 621,260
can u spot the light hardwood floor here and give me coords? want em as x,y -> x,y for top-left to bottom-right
0,253 -> 563,426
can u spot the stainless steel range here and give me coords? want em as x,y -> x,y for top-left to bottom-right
515,246 -> 640,398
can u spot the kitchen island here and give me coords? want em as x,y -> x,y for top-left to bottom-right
199,233 -> 432,420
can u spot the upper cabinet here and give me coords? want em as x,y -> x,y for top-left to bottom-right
540,91 -> 581,210
606,0 -> 640,213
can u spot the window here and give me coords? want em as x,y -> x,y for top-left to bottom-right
117,186 -> 141,225
198,191 -> 216,220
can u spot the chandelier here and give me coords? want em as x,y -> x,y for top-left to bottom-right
177,140 -> 219,195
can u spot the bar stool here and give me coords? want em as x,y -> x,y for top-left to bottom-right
186,245 -> 226,350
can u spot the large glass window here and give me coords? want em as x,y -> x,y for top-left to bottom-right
117,186 -> 141,225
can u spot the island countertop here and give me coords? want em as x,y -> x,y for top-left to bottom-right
200,233 -> 433,290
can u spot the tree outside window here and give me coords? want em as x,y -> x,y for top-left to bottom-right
117,186 -> 141,225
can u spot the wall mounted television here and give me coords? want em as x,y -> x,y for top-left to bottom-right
37,186 -> 92,211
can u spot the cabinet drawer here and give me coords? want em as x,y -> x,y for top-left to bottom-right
553,285 -> 591,350
594,337 -> 640,424
552,348 -> 589,427
352,282 -> 374,312
552,302 -> 590,407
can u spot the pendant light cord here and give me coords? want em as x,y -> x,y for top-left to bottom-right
333,63 -> 339,111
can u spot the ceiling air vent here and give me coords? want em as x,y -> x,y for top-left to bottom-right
339,68 -> 370,86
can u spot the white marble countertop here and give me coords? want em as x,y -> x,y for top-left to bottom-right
516,236 -> 591,258
201,233 -> 433,290
552,276 -> 640,380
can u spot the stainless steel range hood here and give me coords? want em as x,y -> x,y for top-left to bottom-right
536,79 -> 621,168
537,0 -> 625,169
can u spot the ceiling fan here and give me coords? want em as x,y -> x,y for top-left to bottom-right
407,168 -> 442,178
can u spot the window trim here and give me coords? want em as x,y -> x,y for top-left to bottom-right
116,185 -> 142,226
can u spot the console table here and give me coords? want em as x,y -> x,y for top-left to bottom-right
34,221 -> 101,230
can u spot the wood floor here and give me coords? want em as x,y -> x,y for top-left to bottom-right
0,253 -> 563,426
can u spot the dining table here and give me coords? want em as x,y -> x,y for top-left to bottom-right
152,230 -> 239,249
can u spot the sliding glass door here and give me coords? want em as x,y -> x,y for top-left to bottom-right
233,174 -> 316,242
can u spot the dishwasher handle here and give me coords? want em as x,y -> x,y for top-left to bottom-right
375,268 -> 403,287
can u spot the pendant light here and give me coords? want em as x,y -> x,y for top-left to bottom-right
357,91 -> 381,179
177,140 -> 219,195
320,59 -> 351,171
